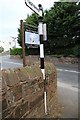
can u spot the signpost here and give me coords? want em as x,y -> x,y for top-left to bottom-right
20,20 -> 26,67
25,0 -> 47,115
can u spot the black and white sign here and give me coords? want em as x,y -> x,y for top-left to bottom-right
25,0 -> 42,16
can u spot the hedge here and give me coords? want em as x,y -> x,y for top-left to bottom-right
10,47 -> 39,57
10,45 -> 79,57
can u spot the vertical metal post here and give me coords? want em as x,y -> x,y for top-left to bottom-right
20,20 -> 26,67
38,4 -> 47,115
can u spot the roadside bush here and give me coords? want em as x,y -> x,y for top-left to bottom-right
26,48 -> 39,55
10,45 -> 79,58
0,47 -> 4,53
10,48 -> 22,56
10,47 -> 39,57
72,45 -> 80,57
49,45 -> 79,57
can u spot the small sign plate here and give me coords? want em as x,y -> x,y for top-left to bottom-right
25,31 -> 40,45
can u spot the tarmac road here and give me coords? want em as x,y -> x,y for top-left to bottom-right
56,63 -> 79,118
1,55 -> 78,87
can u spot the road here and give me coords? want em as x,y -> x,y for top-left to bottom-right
55,63 -> 79,118
0,55 -> 78,87
0,55 -> 79,118
0,55 -> 23,69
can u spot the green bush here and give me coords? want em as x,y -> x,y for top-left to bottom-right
72,45 -> 80,57
25,48 -> 39,55
10,48 -> 22,56
49,45 -> 79,57
10,47 -> 39,57
0,47 -> 4,53
10,45 -> 79,58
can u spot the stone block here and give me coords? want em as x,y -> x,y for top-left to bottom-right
0,92 -> 2,101
2,106 -> 15,119
0,100 -> 2,112
15,68 -> 29,82
12,84 -> 22,102
7,89 -> 15,107
2,69 -> 20,87
30,92 -> 43,109
2,76 -> 6,91
2,99 -> 7,111
21,83 -> 34,98
2,70 -> 9,87
15,101 -> 28,118
38,81 -> 44,89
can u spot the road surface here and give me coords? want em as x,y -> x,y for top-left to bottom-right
0,55 -> 79,118
1,55 -> 78,87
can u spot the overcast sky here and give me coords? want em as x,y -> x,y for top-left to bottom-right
0,0 -> 60,45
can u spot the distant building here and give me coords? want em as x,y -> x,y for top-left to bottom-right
0,40 -> 5,48
0,39 -> 21,51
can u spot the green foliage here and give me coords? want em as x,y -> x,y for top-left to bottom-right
17,2 -> 80,57
10,48 -> 22,56
24,14 -> 38,26
45,2 -> 80,49
0,47 -> 4,53
10,48 -> 39,57
17,28 -> 22,47
72,45 -> 80,57
17,13 -> 38,47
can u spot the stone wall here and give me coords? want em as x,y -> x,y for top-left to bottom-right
1,62 -> 59,119
0,70 -> 2,119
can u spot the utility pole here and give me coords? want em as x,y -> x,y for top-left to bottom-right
20,20 -> 26,67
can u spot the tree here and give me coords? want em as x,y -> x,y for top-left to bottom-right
17,2 -> 80,55
17,13 -> 38,47
44,2 -> 80,51
0,46 -> 4,53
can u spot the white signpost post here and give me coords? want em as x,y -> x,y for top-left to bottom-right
25,0 -> 47,115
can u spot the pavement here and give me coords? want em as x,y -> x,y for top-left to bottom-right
56,63 -> 79,118
57,82 -> 78,118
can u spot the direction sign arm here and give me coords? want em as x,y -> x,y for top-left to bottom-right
25,0 -> 39,15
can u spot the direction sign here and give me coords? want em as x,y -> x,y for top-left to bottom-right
25,0 -> 42,16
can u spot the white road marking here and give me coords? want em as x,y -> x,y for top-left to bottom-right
57,68 -> 79,74
57,81 -> 78,92
1,60 -> 79,74
2,61 -> 22,65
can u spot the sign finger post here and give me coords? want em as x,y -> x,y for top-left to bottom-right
24,0 -> 47,115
